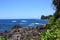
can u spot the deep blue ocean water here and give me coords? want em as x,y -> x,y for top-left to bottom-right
0,19 -> 48,32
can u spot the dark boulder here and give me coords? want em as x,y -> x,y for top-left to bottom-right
12,25 -> 22,29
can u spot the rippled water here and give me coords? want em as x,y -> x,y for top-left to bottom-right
0,19 -> 48,32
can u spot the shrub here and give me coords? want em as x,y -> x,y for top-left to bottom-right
40,17 -> 60,40
0,36 -> 7,40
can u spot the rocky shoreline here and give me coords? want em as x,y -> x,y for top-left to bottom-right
1,25 -> 48,40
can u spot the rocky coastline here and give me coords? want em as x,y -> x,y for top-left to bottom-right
0,25 -> 49,40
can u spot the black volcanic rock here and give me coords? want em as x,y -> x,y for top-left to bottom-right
4,25 -> 48,40
12,25 -> 22,29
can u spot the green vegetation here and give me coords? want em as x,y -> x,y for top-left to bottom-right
40,0 -> 60,40
0,36 -> 7,40
41,15 -> 52,19
40,17 -> 60,40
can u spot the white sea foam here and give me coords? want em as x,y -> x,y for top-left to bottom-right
12,20 -> 17,22
35,23 -> 39,24
28,23 -> 40,26
21,20 -> 27,22
28,23 -> 35,26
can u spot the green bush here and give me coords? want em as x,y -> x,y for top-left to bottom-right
40,0 -> 60,40
40,17 -> 60,40
0,36 -> 7,40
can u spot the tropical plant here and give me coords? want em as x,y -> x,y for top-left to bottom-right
0,36 -> 7,40
40,0 -> 60,39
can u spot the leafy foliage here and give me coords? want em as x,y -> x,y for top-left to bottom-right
53,0 -> 60,9
41,15 -> 52,19
40,17 -> 60,40
0,36 -> 7,40
53,0 -> 60,21
40,0 -> 60,40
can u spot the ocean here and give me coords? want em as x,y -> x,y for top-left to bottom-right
0,19 -> 48,32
